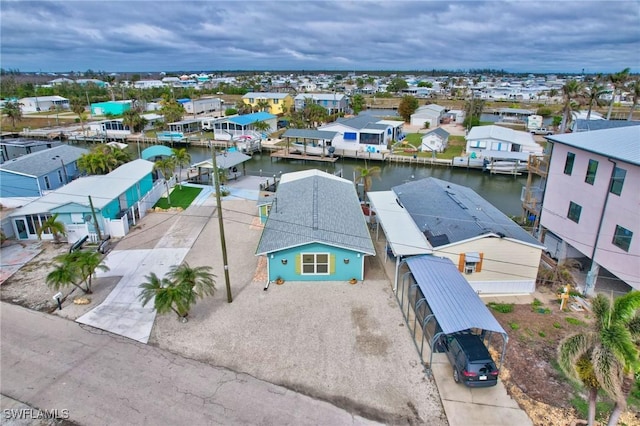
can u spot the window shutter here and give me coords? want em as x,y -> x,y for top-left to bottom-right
330,254 -> 336,274
295,254 -> 301,275
458,253 -> 465,272
476,253 -> 484,272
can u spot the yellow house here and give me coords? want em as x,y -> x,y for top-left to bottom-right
242,92 -> 293,115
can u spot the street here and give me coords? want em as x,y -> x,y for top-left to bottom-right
0,303 -> 377,426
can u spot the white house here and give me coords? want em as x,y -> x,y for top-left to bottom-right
18,96 -> 70,113
410,104 -> 446,127
133,80 -> 165,89
420,128 -> 450,153
465,125 -> 543,158
319,116 -> 404,157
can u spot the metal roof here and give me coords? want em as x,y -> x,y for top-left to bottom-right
294,93 -> 345,101
255,170 -> 375,255
141,145 -> 173,160
282,129 -> 338,140
466,125 -> 541,150
423,127 -> 450,139
9,159 -> 155,216
546,125 -> 640,166
242,92 -> 290,99
228,112 -> 276,126
0,145 -> 88,177
334,115 -> 379,130
406,255 -> 506,335
367,191 -> 431,256
393,178 -> 544,248
191,151 -> 252,169
572,119 -> 640,133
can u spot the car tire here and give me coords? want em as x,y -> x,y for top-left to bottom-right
453,368 -> 460,383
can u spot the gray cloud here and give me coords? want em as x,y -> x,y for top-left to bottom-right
1,0 -> 638,73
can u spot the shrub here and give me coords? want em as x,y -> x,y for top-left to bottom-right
532,298 -> 543,309
553,322 -> 562,329
538,331 -> 546,338
565,317 -> 586,327
509,321 -> 520,330
487,302 -> 514,313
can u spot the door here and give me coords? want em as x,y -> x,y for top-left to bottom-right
15,219 -> 28,239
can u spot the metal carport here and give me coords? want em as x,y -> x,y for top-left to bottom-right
397,255 -> 508,372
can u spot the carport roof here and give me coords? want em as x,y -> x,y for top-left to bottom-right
406,255 -> 506,335
141,145 -> 173,160
192,151 -> 252,169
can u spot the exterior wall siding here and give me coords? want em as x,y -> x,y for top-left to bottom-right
0,172 -> 40,197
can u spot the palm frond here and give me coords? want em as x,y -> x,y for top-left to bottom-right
592,345 -> 625,404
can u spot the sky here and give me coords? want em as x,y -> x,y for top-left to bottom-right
1,0 -> 639,74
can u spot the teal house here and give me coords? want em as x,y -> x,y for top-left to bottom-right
8,159 -> 159,242
90,100 -> 132,116
255,170 -> 375,284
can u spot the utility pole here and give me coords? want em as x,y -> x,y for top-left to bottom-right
211,145 -> 233,303
88,196 -> 103,241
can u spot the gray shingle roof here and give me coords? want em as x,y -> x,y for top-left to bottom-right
393,178 -> 543,247
282,129 -> 338,140
424,127 -> 450,139
255,170 -> 375,255
335,115 -> 379,130
546,125 -> 640,166
0,145 -> 88,177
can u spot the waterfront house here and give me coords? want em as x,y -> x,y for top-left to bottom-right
420,128 -> 450,153
207,112 -> 277,140
539,125 -> 640,293
242,92 -> 293,115
465,125 -> 543,157
8,159 -> 163,242
293,93 -> 348,115
18,96 -> 69,113
318,116 -> 403,157
1,139 -> 61,163
367,177 -> 544,295
0,145 -> 88,204
255,169 -> 375,284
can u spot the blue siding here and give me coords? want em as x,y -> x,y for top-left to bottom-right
0,171 -> 40,197
267,242 -> 366,282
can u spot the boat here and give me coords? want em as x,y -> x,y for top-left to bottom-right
232,134 -> 262,154
483,159 -> 526,174
290,142 -> 335,157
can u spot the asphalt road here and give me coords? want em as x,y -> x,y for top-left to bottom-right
0,303 -> 377,426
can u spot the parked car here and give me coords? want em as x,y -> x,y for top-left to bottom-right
439,333 -> 499,387
530,127 -> 553,135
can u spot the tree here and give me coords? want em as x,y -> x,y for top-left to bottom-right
463,98 -> 485,129
558,291 -> 640,426
387,77 -> 408,93
253,120 -> 271,134
584,76 -> 608,121
255,99 -> 271,113
72,250 -> 110,294
351,94 -> 365,114
626,79 -> 640,121
154,157 -> 176,205
122,107 -> 148,133
159,99 -> 184,126
355,162 -> 381,201
397,95 -> 419,122
138,262 -> 216,322
70,98 -> 87,133
46,251 -> 110,294
77,145 -> 132,175
36,213 -> 66,243
606,68 -> 630,120
2,100 -> 22,128
171,148 -> 191,189
559,80 -> 584,133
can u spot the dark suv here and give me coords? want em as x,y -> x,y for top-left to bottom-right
439,333 -> 499,387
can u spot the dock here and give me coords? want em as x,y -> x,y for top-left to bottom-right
271,150 -> 339,163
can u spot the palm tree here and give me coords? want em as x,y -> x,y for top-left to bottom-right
626,79 -> 640,121
46,258 -> 85,294
2,100 -> 23,128
70,98 -> 87,134
138,262 -> 216,322
354,162 -> 381,201
559,80 -> 584,133
584,76 -> 608,121
558,291 -> 640,426
71,250 -> 110,294
171,148 -> 191,189
122,108 -> 147,134
46,251 -> 109,294
154,157 -> 176,205
252,120 -> 271,135
606,68 -> 630,120
36,213 -> 67,243
255,99 -> 271,113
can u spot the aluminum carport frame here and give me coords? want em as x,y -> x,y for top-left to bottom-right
397,255 -> 508,373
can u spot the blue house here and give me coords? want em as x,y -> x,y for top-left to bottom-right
209,112 -> 277,139
8,159 -> 160,242
255,169 -> 375,283
0,145 -> 87,200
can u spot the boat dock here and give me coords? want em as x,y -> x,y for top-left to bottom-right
270,150 -> 339,163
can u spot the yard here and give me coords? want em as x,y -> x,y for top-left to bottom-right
153,185 -> 202,209
393,133 -> 466,159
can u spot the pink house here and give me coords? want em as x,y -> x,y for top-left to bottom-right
539,125 -> 640,294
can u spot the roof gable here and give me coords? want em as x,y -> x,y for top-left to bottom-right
0,145 -> 88,177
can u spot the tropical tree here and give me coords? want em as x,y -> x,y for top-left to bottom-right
355,162 -> 381,201
122,107 -> 147,134
2,100 -> 23,128
46,251 -> 110,294
558,291 -> 640,426
463,98 -> 485,129
559,80 -> 584,133
606,68 -> 630,120
72,250 -> 110,294
36,213 -> 67,243
253,120 -> 271,134
387,77 -> 408,93
159,99 -> 184,126
70,98 -> 87,133
255,99 -> 271,113
351,94 -> 365,114
77,145 -> 132,175
397,95 -> 419,122
155,157 -> 176,205
584,76 -> 608,121
171,148 -> 191,189
626,79 -> 640,121
138,262 -> 216,322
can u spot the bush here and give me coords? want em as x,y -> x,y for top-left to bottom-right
487,302 -> 514,313
536,107 -> 553,117
509,321 -> 520,330
565,317 -> 587,327
225,108 -> 238,116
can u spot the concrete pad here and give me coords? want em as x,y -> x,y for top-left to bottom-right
0,242 -> 42,284
443,400 -> 533,426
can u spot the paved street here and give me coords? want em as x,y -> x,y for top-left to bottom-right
0,303 -> 377,426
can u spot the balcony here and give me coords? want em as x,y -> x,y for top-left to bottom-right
527,154 -> 549,177
521,186 -> 543,215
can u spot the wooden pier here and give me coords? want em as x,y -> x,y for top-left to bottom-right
270,150 -> 339,163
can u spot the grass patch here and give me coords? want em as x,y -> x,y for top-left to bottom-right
565,317 -> 587,327
553,322 -> 563,329
538,331 -> 547,338
508,321 -> 520,330
487,302 -> 514,313
570,396 -> 613,424
392,134 -> 465,160
154,186 -> 202,209
532,298 -> 543,308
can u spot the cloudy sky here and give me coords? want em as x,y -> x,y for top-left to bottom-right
1,0 -> 638,74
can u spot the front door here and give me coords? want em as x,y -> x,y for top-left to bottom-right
15,219 -> 28,239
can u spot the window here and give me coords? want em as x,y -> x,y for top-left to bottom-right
567,201 -> 582,223
563,152 -> 575,175
458,252 -> 483,274
585,159 -> 598,185
44,176 -> 51,190
58,170 -> 63,183
612,225 -> 632,252
249,98 -> 254,103
344,132 -> 357,141
273,99 -> 279,104
609,167 -> 626,196
301,253 -> 330,275
470,140 -> 487,149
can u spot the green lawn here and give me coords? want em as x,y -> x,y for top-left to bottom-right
393,134 -> 465,160
154,186 -> 202,209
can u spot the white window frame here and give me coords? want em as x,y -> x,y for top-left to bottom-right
301,252 -> 330,275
